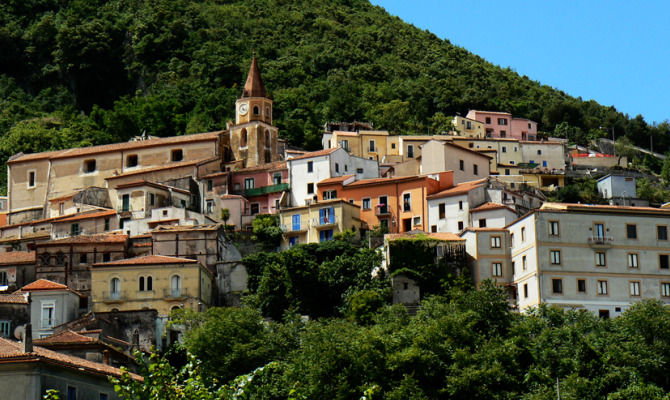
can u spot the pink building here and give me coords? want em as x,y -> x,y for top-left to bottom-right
466,110 -> 537,141
230,161 -> 289,216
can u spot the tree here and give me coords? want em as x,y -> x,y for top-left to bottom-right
251,214 -> 282,251
615,136 -> 636,166
661,152 -> 670,183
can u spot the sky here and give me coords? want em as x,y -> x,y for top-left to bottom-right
370,1 -> 670,125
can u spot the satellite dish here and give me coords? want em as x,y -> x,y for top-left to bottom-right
14,325 -> 25,340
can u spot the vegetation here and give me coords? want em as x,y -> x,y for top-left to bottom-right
2,0 -> 670,195
113,285 -> 670,399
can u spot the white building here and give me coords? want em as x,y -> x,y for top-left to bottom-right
286,147 -> 378,207
469,202 -> 518,229
597,174 -> 647,207
426,179 -> 487,233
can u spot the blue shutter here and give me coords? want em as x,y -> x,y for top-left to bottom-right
329,207 -> 335,224
319,208 -> 326,225
292,214 -> 300,231
319,230 -> 325,242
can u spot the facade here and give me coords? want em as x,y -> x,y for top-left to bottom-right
469,202 -> 518,229
451,116 -> 485,138
0,251 -> 35,292
21,279 -> 83,339
0,292 -> 29,339
519,141 -> 566,170
461,227 -> 513,289
91,255 -> 213,316
287,147 -> 378,207
465,110 -> 537,140
279,199 -> 363,248
508,203 -> 670,316
426,179 -> 487,234
328,130 -> 401,162
229,161 -> 289,216
420,140 -> 492,184
596,174 -> 647,206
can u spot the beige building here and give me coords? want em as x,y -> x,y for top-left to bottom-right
420,140 -> 492,184
507,203 -> 670,317
461,227 -> 513,290
279,199 -> 364,249
91,255 -> 213,316
451,116 -> 485,138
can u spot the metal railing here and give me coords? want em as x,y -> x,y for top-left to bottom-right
244,183 -> 290,197
102,291 -> 126,301
163,288 -> 189,299
588,236 -> 614,245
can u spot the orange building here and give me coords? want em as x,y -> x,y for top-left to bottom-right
317,171 -> 453,233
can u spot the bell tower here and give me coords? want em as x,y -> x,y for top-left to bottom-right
227,57 -> 280,168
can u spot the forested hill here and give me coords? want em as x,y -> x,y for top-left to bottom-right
1,0 -> 668,188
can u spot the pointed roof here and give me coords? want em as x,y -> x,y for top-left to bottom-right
21,279 -> 68,291
241,57 -> 267,98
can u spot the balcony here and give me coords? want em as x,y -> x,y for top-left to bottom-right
164,287 -> 189,300
375,205 -> 391,217
244,183 -> 290,197
282,224 -> 307,234
587,236 -> 614,248
102,291 -> 126,302
314,216 -> 337,228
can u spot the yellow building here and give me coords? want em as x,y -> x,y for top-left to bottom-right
279,199 -> 364,249
90,255 -> 213,316
329,130 -> 400,162
451,116 -> 485,138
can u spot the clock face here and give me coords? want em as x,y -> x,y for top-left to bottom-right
238,103 -> 248,116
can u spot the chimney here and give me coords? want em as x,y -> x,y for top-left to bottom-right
22,324 -> 33,353
102,350 -> 110,365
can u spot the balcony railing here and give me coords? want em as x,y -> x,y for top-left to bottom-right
314,216 -> 337,226
375,205 -> 390,216
244,183 -> 290,197
282,224 -> 305,233
588,236 -> 614,247
164,288 -> 189,299
102,291 -> 126,302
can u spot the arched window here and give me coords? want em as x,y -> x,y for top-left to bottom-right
147,276 -> 153,291
40,252 -> 50,265
264,129 -> 270,145
139,276 -> 145,291
110,278 -> 121,300
240,129 -> 247,148
171,275 -> 182,297
253,106 -> 259,115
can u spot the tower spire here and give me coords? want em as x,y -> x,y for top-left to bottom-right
241,57 -> 267,98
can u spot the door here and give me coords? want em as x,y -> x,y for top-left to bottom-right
403,218 -> 412,232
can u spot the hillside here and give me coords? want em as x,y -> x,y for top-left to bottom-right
0,0 -> 668,191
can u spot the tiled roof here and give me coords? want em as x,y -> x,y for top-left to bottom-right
385,231 -> 464,242
146,219 -> 179,226
318,175 -> 355,185
0,337 -> 142,381
34,330 -> 97,345
105,159 -> 207,180
287,147 -> 339,161
9,132 -> 220,164
426,178 -> 487,199
0,293 -> 28,304
0,231 -> 51,244
470,202 -> 516,213
241,57 -> 267,98
0,251 -> 35,265
48,193 -> 77,203
151,224 -> 222,233
200,171 -> 229,179
114,180 -> 191,195
53,210 -> 116,223
21,279 -> 68,291
343,175 -> 426,187
39,233 -> 128,246
232,161 -> 286,173
221,194 -> 247,200
467,110 -> 512,116
93,255 -> 198,267
540,202 -> 670,214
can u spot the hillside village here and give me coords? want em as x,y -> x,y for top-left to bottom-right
1,59 -> 670,397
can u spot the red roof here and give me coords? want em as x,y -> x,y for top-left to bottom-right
385,232 -> 464,242
288,147 -> 339,161
427,178 -> 487,199
0,337 -> 141,381
93,255 -> 198,267
0,251 -> 35,265
53,210 -> 116,223
0,293 -> 28,304
105,158 -> 207,180
242,57 -> 267,98
318,175 -> 355,185
21,279 -> 68,291
34,330 -> 97,345
114,180 -> 190,195
470,202 -> 516,214
38,234 -> 128,247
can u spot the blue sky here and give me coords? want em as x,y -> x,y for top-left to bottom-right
370,1 -> 670,125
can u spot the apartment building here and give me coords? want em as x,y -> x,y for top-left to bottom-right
451,116 -> 485,138
465,110 -> 538,140
426,179 -> 487,233
461,227 -> 512,288
508,203 -> 670,317
420,140 -> 492,184
279,199 -> 363,248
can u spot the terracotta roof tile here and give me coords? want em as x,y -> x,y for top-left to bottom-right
385,231 -> 464,242
114,180 -> 190,195
105,158 -> 207,180
21,279 -> 68,291
427,178 -> 487,199
93,255 -> 198,267
151,224 -> 222,233
470,202 -> 517,213
0,337 -> 141,381
287,147 -> 339,161
232,161 -> 286,173
0,251 -> 35,265
0,293 -> 28,304
241,57 -> 267,98
318,175 -> 355,185
220,194 -> 247,200
53,210 -> 116,223
34,330 -> 97,345
9,132 -> 220,164
540,202 -> 670,214
39,234 -> 128,246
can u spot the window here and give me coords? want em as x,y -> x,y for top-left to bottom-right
28,170 -> 36,188
59,203 -> 64,215
71,223 -> 80,236
660,254 -> 669,269
522,255 -> 527,270
273,173 -> 282,185
542,161 -> 548,167
100,394 -> 108,400
362,198 -> 371,210
319,229 -> 334,242
628,253 -> 639,268
662,282 -> 670,297
335,163 -> 339,173
523,283 -> 528,298
121,194 -> 130,212
599,310 -> 610,319
466,121 -> 472,129
459,160 -> 464,171
511,261 -> 516,275
41,302 -> 55,328
431,225 -> 437,232
149,193 -> 155,206
658,226 -> 668,240
67,386 -> 77,400
492,262 -> 503,277
577,279 -> 586,293
104,218 -> 110,231
458,200 -> 463,210
307,161 -> 313,173
291,214 -> 301,231
505,169 -> 510,175
171,149 -> 183,162
206,200 -> 214,214
490,236 -> 501,248
439,203 -> 445,219
79,253 -> 87,264
473,164 -> 478,175
391,143 -> 396,149
457,221 -> 464,230
597,280 -> 608,295
139,276 -> 144,291
0,321 -> 10,338
171,275 -> 182,297
103,252 -> 111,262
84,159 -> 96,173
403,193 -> 411,212
207,179 -> 214,191
595,252 -> 606,266
502,146 -> 507,153
253,106 -> 259,115
0,272 -> 6,286
521,227 -> 526,242
550,250 -> 561,265
288,237 -> 298,247
528,122 -> 532,129
552,279 -> 563,294
342,140 -> 349,151
594,223 -> 605,239
630,281 -> 641,297
126,154 -> 138,167
413,216 -> 421,226
626,224 -> 637,239
500,130 -> 506,138
307,183 -> 314,194
356,168 -> 363,174
510,233 -> 514,247
323,190 -> 337,200
498,118 -> 508,125
549,221 -> 559,236
369,140 -> 376,152
537,149 -> 542,155
250,203 -> 260,215
479,218 -> 486,228
407,145 -> 414,158
244,178 -> 254,190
